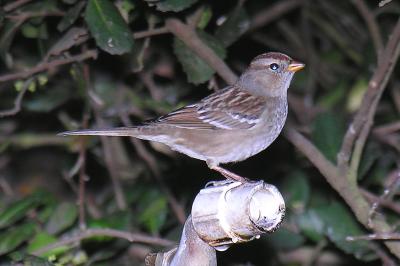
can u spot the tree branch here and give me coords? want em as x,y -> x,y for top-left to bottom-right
0,50 -> 98,83
165,18 -> 238,85
32,228 -> 174,256
0,77 -> 33,117
337,18 -> 400,174
351,0 -> 383,56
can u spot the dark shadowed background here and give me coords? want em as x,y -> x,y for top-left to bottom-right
0,0 -> 400,265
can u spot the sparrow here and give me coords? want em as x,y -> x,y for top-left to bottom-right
60,52 -> 304,183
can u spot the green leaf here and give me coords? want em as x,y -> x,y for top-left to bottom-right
147,0 -> 198,12
173,30 -> 226,84
27,232 -> 69,258
87,212 -> 132,242
85,0 -> 134,55
138,190 -> 168,234
281,171 -> 310,212
10,253 -> 55,266
0,194 -> 42,229
264,228 -> 305,250
319,81 -> 347,109
297,209 -> 325,242
57,1 -> 86,32
0,223 -> 36,256
358,142 -> 381,180
215,7 -> 249,47
313,202 -> 375,260
346,78 -> 368,112
24,86 -> 72,112
45,202 -> 78,235
312,112 -> 344,163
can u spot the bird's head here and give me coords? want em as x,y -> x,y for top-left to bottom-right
237,52 -> 304,97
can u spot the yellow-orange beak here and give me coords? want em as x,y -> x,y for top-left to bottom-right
287,61 -> 305,72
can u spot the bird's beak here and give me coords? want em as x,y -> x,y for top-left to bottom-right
287,61 -> 305,72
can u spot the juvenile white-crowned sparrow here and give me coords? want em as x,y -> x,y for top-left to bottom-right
60,52 -> 304,182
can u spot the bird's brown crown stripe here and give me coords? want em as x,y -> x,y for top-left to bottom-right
253,52 -> 292,62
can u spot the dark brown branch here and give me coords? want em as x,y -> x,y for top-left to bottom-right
352,0 -> 384,55
337,19 -> 400,174
165,18 -> 238,85
284,126 -> 400,258
0,50 -> 98,83
32,228 -> 174,256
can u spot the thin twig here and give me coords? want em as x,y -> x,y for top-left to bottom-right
0,77 -> 34,117
361,189 -> 400,216
3,0 -> 33,12
0,50 -> 98,83
337,19 -> 400,175
133,27 -> 170,39
347,233 -> 400,241
352,0 -> 383,56
32,228 -> 174,256
83,62 -> 128,210
5,10 -> 64,20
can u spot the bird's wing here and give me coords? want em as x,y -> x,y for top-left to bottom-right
149,86 -> 266,130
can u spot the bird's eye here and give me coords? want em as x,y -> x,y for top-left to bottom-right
270,63 -> 279,71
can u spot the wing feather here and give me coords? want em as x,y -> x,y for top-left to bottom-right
147,86 -> 266,130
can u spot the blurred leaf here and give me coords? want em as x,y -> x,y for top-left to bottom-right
0,222 -> 36,256
10,253 -> 55,266
174,30 -> 226,84
314,202 -> 374,260
297,209 -> 325,242
85,0 -> 134,55
21,23 -> 40,39
197,6 -> 212,29
87,212 -> 132,242
146,0 -> 198,12
319,81 -> 346,109
312,112 -> 344,163
347,78 -> 368,112
281,171 -> 310,212
358,142 -> 381,180
24,86 -> 72,112
215,7 -> 249,47
45,202 -> 78,235
27,232 -> 68,257
0,193 -> 42,229
264,228 -> 305,250
57,1 -> 86,32
138,190 -> 168,234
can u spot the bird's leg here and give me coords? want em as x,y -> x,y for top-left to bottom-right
206,161 -> 250,183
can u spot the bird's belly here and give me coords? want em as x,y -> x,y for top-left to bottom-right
211,127 -> 279,164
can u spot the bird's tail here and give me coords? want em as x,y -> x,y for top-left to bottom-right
58,127 -> 140,137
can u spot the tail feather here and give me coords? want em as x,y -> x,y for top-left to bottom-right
58,127 -> 139,137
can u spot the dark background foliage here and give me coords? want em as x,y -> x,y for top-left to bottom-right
0,0 -> 400,265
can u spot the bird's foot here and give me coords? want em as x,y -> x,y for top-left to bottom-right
209,165 -> 251,183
